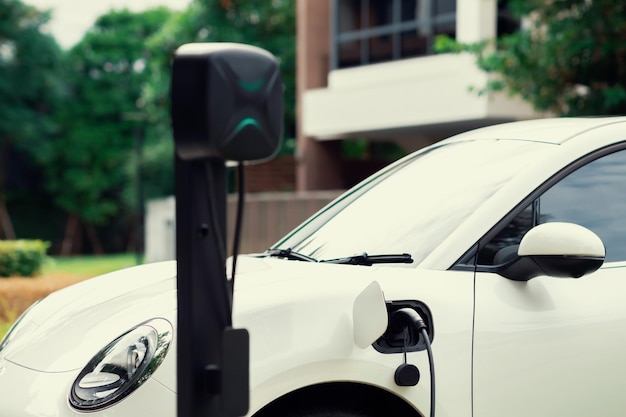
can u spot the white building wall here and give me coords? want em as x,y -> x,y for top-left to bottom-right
145,196 -> 176,263
303,0 -> 540,141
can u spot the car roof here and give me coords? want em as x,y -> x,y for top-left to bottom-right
447,116 -> 626,145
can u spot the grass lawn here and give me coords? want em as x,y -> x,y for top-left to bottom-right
43,253 -> 141,277
0,321 -> 11,341
0,253 -> 140,341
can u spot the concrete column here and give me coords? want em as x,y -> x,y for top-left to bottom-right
457,0 -> 497,43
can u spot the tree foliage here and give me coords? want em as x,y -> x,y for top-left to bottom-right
44,8 -> 173,226
0,0 -> 63,155
0,0 -> 296,252
0,0 -> 63,238
439,0 -> 626,116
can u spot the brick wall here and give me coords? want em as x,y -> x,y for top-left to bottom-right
243,155 -> 296,192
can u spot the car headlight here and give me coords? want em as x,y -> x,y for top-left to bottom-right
69,318 -> 172,411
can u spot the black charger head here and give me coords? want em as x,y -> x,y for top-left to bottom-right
171,43 -> 283,162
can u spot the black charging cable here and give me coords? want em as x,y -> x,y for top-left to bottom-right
392,308 -> 436,417
204,160 -> 247,320
230,162 -> 245,309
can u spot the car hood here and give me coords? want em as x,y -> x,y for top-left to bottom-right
1,261 -> 179,372
1,256 -> 387,373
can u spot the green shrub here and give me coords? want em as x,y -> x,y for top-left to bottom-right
0,240 -> 50,277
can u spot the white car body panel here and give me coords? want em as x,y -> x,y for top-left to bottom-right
0,359 -> 175,417
3,262 -> 177,372
474,261 -> 626,416
0,259 -> 474,417
233,262 -> 474,417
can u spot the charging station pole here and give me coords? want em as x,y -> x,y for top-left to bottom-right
175,155 -> 231,416
171,43 -> 283,417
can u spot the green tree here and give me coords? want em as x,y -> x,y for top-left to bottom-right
0,0 -> 63,239
45,8 -> 173,254
438,0 -> 626,116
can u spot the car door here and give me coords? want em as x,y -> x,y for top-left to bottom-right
472,145 -> 626,417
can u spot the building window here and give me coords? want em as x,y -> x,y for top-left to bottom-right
497,1 -> 520,37
333,0 -> 457,69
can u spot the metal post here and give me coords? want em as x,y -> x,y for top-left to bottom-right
176,156 -> 230,417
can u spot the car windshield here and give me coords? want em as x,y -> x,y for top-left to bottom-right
274,139 -> 554,267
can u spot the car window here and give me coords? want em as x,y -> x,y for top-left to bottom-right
479,148 -> 626,266
477,203 -> 534,266
539,148 -> 626,263
276,139 -> 554,267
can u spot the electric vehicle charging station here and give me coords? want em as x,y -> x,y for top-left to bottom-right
171,43 -> 283,417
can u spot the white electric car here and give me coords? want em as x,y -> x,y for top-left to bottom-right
1,117 -> 626,417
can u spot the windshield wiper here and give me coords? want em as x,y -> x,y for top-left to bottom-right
265,248 -> 318,262
320,252 -> 413,266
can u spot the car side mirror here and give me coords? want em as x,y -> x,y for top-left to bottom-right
498,222 -> 605,281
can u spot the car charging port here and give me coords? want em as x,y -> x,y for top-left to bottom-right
373,300 -> 434,354
374,301 -> 436,417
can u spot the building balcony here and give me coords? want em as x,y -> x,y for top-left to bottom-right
303,53 -> 541,150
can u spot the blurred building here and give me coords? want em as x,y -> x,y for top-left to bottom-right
296,0 -> 541,191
